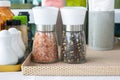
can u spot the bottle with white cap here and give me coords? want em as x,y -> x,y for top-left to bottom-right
60,7 -> 87,64
32,7 -> 58,63
0,0 -> 14,30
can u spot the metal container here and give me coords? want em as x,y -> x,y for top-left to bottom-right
89,11 -> 114,50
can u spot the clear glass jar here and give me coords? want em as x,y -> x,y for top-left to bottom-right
32,25 -> 58,63
61,25 -> 86,64
0,1 -> 14,30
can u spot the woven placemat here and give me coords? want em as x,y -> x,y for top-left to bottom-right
22,45 -> 120,76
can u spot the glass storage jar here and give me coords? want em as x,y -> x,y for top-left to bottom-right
61,25 -> 86,64
32,25 -> 58,63
0,0 -> 14,30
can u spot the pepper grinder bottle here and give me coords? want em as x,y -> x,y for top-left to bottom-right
32,7 -> 58,63
60,7 -> 87,64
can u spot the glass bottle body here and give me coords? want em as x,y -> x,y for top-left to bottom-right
32,26 -> 58,63
61,26 -> 86,64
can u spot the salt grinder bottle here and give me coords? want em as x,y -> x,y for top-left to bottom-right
32,7 -> 58,63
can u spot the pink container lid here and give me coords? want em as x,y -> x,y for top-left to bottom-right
42,0 -> 65,8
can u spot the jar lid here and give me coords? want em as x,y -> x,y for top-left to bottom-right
18,12 -> 30,22
0,1 -> 11,7
13,16 -> 27,25
60,7 -> 87,25
6,20 -> 21,26
32,7 -> 58,25
65,25 -> 83,31
36,25 -> 55,31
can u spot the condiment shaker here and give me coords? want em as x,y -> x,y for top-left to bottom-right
32,7 -> 58,63
60,7 -> 87,64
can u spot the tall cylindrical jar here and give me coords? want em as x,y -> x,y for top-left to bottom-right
32,7 -> 59,63
88,11 -> 114,50
88,0 -> 115,50
60,7 -> 87,64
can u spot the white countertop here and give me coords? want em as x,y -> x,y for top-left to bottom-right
0,72 -> 120,80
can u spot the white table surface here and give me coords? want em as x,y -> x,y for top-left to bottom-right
0,72 -> 120,80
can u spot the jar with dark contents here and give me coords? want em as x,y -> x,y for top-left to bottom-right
32,25 -> 58,63
61,25 -> 86,64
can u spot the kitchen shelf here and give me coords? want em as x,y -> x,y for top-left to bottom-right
22,44 -> 120,76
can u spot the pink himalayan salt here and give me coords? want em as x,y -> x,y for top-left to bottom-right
32,32 -> 58,63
